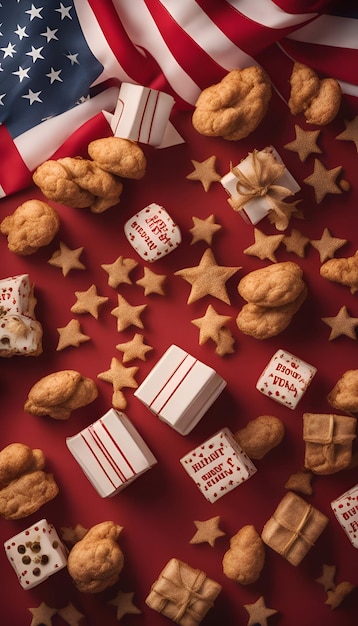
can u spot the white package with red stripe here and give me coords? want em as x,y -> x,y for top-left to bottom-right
124,203 -> 182,263
66,409 -> 157,498
4,518 -> 68,589
180,428 -> 257,503
0,274 -> 34,318
331,484 -> 358,548
134,344 -> 226,435
110,82 -> 175,147
220,146 -> 300,226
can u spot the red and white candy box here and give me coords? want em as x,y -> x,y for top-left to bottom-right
124,204 -> 182,262
256,349 -> 317,409
66,409 -> 157,498
4,519 -> 68,589
134,344 -> 226,435
110,82 -> 175,147
331,484 -> 358,548
180,427 -> 257,503
0,274 -> 34,318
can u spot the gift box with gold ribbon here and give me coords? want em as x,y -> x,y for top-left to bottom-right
303,412 -> 356,475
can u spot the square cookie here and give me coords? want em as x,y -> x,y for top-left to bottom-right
180,427 -> 257,502
66,408 -> 157,497
134,344 -> 226,435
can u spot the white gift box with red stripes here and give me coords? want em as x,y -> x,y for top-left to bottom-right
66,409 -> 157,498
134,344 -> 226,435
111,82 -> 175,147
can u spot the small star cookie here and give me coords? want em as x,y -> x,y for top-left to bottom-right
215,326 -> 236,356
56,319 -> 90,350
189,214 -> 222,245
283,228 -> 310,258
336,116 -> 358,151
116,333 -> 153,362
29,602 -> 57,626
244,596 -> 278,626
48,242 -> 85,276
325,581 -> 355,609
191,304 -> 232,345
303,159 -> 343,203
321,305 -> 358,340
57,602 -> 85,626
189,515 -> 226,547
98,357 -> 138,409
310,227 -> 347,263
244,228 -> 284,263
136,267 -> 166,295
175,248 -> 241,304
284,124 -> 322,162
101,256 -> 138,288
111,294 -> 147,332
316,564 -> 337,592
71,284 -> 108,318
108,590 -> 141,621
186,155 -> 221,191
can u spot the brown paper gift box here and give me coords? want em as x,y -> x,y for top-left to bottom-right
145,558 -> 222,625
303,412 -> 357,475
261,491 -> 328,566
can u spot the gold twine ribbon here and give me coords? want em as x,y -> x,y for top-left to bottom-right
154,560 -> 214,624
273,502 -> 315,558
7,316 -> 28,338
228,149 -> 299,231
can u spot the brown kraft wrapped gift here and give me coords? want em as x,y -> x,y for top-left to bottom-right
145,558 -> 222,625
261,491 -> 328,566
303,413 -> 356,474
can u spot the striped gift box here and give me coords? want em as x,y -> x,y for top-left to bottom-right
66,409 -> 157,498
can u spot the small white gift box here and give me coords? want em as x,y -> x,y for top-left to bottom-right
111,82 -> 175,147
124,203 -> 181,262
4,519 -> 68,589
220,146 -> 300,225
256,349 -> 317,409
134,344 -> 226,435
180,427 -> 257,503
0,314 -> 43,357
66,409 -> 157,498
0,274 -> 34,318
331,484 -> 358,548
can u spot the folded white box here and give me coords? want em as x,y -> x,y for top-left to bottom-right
220,146 -> 300,225
124,203 -> 182,262
66,409 -> 157,498
134,344 -> 226,435
180,427 -> 257,503
4,519 -> 68,589
256,349 -> 317,409
331,484 -> 358,548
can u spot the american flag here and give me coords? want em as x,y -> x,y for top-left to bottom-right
0,0 -> 357,198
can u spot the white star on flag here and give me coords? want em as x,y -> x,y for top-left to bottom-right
22,88 -> 42,104
12,66 -> 31,82
46,67 -> 62,83
25,5 -> 43,21
26,45 -> 44,62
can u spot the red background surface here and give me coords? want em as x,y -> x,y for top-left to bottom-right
0,89 -> 357,626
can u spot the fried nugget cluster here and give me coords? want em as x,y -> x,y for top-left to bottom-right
0,443 -> 58,520
236,262 -> 307,339
67,521 -> 124,593
288,62 -> 341,125
33,137 -> 146,213
192,67 -> 271,141
0,199 -> 60,255
24,370 -> 98,420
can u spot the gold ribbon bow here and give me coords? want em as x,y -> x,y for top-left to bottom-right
228,149 -> 300,231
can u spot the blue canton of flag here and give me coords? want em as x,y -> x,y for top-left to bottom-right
0,1 -> 103,138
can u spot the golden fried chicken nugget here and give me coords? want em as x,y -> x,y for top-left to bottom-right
238,262 -> 305,307
0,199 -> 59,255
288,62 -> 341,125
88,137 -> 146,179
222,525 -> 265,584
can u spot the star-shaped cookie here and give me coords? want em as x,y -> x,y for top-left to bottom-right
336,115 -> 358,151
136,267 -> 166,295
29,602 -> 57,626
284,125 -> 322,162
243,228 -> 284,263
101,256 -> 138,288
174,248 -> 240,304
189,515 -> 226,547
189,214 -> 222,245
98,357 -> 138,409
111,294 -> 147,332
57,602 -> 85,626
303,159 -> 343,203
61,523 -> 88,546
321,305 -> 358,340
48,242 -> 85,276
186,155 -> 221,191
71,284 -> 108,318
116,333 -> 153,362
316,564 -> 337,592
244,596 -> 278,626
191,304 -> 232,345
325,581 -> 355,609
310,227 -> 347,262
284,468 -> 313,495
283,228 -> 310,258
56,319 -> 90,350
108,590 -> 141,621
